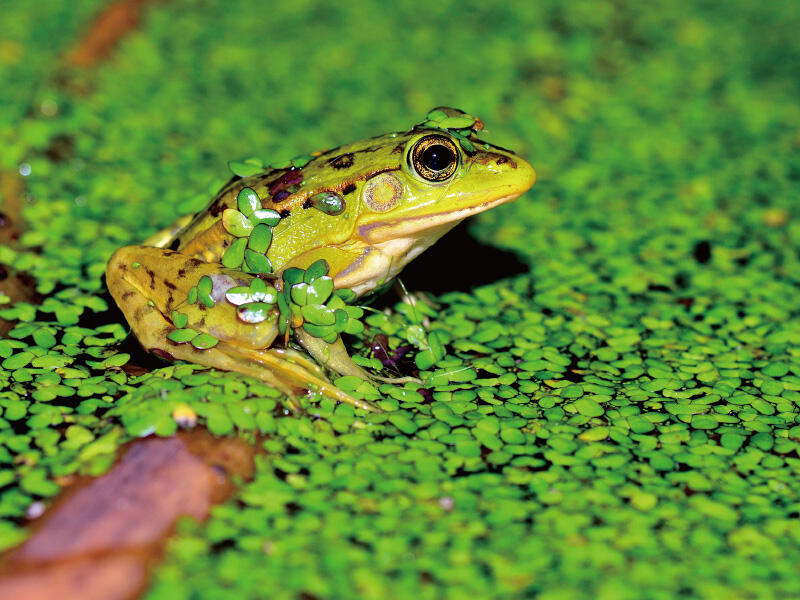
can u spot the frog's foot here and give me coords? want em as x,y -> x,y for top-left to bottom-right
295,329 -> 421,387
212,342 -> 379,412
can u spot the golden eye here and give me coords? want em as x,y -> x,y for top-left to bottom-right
409,134 -> 459,182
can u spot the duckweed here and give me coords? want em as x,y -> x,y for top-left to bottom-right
1,0 -> 800,599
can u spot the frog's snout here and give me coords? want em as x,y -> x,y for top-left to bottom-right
513,156 -> 537,195
467,148 -> 536,198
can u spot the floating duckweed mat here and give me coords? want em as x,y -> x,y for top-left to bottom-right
1,0 -> 800,598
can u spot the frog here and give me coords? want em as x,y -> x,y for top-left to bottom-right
106,107 -> 536,412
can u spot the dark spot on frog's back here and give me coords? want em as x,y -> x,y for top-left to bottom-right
145,267 -> 156,289
391,143 -> 404,154
279,209 -> 291,218
341,183 -> 356,195
182,258 -> 203,273
328,153 -> 355,170
209,198 -> 226,217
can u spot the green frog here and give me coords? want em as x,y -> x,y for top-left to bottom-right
106,108 -> 535,411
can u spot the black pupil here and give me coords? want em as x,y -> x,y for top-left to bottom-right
422,144 -> 454,172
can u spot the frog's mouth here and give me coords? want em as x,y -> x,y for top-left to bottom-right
356,187 -> 525,245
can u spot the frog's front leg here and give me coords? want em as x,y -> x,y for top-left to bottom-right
284,246 -> 421,386
295,329 -> 420,385
106,245 -> 378,412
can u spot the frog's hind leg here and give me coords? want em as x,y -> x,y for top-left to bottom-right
106,245 -> 377,412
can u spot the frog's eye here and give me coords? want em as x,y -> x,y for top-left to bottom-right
409,134 -> 459,182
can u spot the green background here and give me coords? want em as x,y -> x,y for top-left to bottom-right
1,0 -> 799,598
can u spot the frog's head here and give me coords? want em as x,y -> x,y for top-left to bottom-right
337,107 -> 535,291
263,108 -> 535,294
354,108 -> 535,245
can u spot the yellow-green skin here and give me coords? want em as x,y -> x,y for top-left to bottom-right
106,108 -> 536,411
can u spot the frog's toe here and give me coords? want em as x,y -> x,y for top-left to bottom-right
367,373 -> 422,385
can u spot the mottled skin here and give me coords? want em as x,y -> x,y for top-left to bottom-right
107,109 -> 536,410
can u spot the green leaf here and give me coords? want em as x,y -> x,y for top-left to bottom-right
415,349 -> 436,370
344,318 -> 364,335
199,292 -> 214,308
167,329 -> 200,343
282,267 -> 304,286
334,309 -> 348,332
302,322 -> 336,338
171,311 -> 189,328
307,276 -> 334,305
222,237 -> 247,268
222,209 -> 254,237
103,352 -> 130,367
237,302 -> 274,324
237,187 -> 260,216
244,250 -> 272,274
291,282 -> 309,305
191,333 -> 219,349
457,135 -> 474,153
389,413 -> 418,434
225,286 -> 253,305
251,209 -> 281,227
309,191 -> 345,215
426,108 -> 448,122
301,304 -> 336,326
198,275 -> 213,297
691,414 -> 718,429
276,292 -> 290,334
438,116 -> 476,129
291,153 -> 314,168
2,351 -> 34,370
20,470 -> 60,497
343,305 -> 363,319
574,398 -> 604,417
228,158 -> 264,177
304,259 -> 329,283
248,223 -> 273,254
32,328 -> 57,348
226,282 -> 277,306
334,288 -> 357,303
327,295 -> 345,310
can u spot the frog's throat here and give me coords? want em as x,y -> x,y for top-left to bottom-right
334,222 -> 457,295
355,188 -> 523,245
